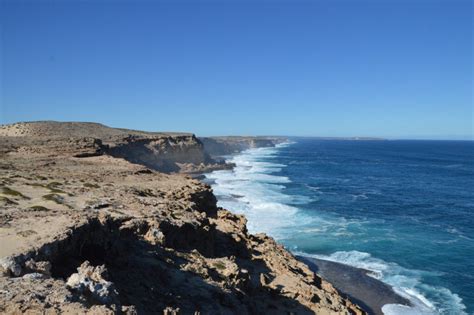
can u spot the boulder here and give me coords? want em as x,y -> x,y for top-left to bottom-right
66,261 -> 119,305
22,272 -> 47,280
0,257 -> 22,277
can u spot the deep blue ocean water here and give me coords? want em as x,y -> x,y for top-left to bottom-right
205,139 -> 474,315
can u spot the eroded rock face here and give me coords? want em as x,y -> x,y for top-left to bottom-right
201,136 -> 285,157
0,122 -> 235,174
0,207 -> 365,314
0,122 -> 364,315
105,134 -> 222,173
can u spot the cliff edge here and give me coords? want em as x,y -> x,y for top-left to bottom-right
201,136 -> 286,157
0,121 -> 232,174
0,121 -> 365,314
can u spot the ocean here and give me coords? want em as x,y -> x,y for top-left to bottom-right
204,139 -> 474,315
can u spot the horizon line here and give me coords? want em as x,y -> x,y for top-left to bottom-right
1,120 -> 472,141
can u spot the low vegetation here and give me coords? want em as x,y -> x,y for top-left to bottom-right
29,205 -> 50,211
84,183 -> 100,189
42,193 -> 64,204
0,196 -> 19,205
1,186 -> 30,199
213,261 -> 227,270
132,187 -> 155,197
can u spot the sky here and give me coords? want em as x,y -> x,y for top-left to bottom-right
0,0 -> 472,139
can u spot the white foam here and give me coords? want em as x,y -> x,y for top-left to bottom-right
206,142 -> 468,315
382,303 -> 434,315
205,142 -> 310,238
300,250 -> 467,315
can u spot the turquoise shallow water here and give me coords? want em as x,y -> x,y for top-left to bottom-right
205,139 -> 474,315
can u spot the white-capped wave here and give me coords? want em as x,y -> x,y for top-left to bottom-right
206,142 -> 468,315
205,143 -> 310,238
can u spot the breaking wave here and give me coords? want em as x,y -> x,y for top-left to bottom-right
205,142 -> 469,315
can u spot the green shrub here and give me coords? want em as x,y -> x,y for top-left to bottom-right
46,181 -> 63,189
48,188 -> 67,194
1,186 -> 29,199
27,183 -> 46,188
84,183 -> 100,189
29,205 -> 49,211
42,193 -> 64,204
213,261 -> 226,270
0,196 -> 18,205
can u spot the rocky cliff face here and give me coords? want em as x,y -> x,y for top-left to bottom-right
0,122 -> 365,315
105,134 -> 217,173
201,136 -> 285,157
0,122 -> 231,174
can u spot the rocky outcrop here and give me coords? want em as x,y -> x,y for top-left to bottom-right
0,208 -> 364,314
0,121 -> 365,314
105,134 -> 219,173
0,122 -> 286,174
66,261 -> 119,305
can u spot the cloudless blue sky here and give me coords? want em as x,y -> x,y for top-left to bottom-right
1,0 -> 472,138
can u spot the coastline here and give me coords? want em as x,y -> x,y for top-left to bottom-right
201,141 -> 416,315
3,122 -> 463,314
0,122 -> 365,314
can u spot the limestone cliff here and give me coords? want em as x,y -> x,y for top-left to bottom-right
105,134 -> 217,173
0,121 -> 365,315
0,121 -> 231,173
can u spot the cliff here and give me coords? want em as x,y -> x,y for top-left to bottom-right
0,122 -> 365,314
0,121 -> 232,174
201,136 -> 286,157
